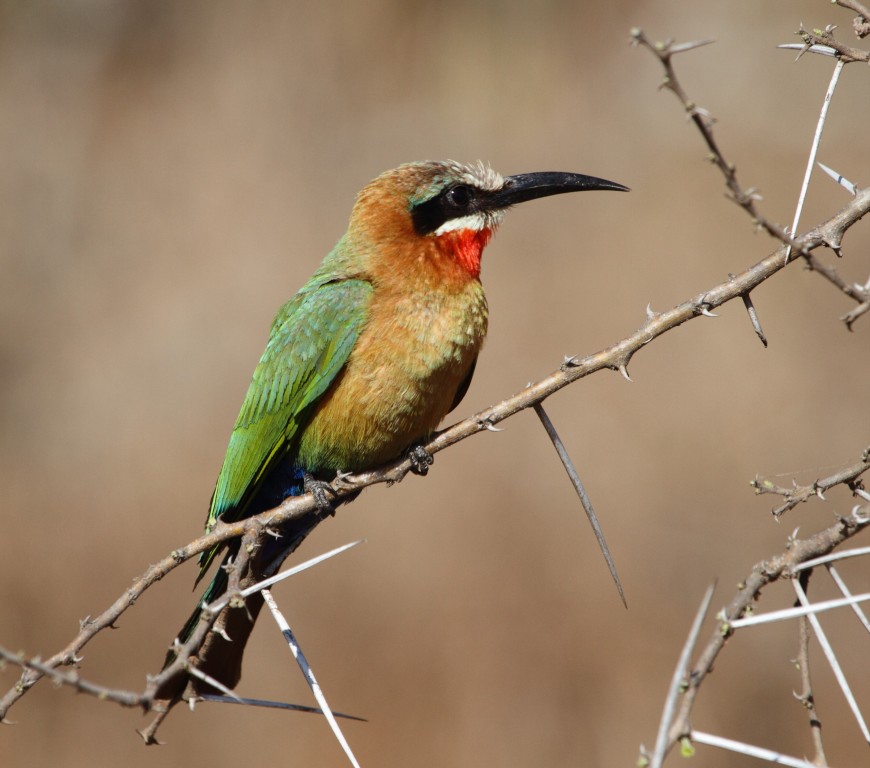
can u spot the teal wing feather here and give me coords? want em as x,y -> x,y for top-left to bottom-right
196,277 -> 373,583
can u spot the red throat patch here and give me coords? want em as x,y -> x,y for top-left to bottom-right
435,227 -> 492,279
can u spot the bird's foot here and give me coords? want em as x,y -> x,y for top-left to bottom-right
303,472 -> 337,518
408,444 -> 434,476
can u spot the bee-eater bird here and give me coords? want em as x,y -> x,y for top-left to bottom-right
158,160 -> 627,702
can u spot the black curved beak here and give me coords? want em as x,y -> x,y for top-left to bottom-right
486,171 -> 629,210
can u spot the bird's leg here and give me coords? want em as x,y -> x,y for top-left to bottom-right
303,471 -> 337,518
407,444 -> 434,476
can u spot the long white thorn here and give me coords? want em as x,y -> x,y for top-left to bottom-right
691,730 -> 821,768
262,589 -> 362,768
729,591 -> 870,629
785,58 -> 845,262
826,565 -> 870,635
793,545 -> 870,571
207,540 -> 364,614
777,43 -> 838,58
184,666 -> 243,705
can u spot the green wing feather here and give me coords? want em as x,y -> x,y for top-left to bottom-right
196,277 -> 373,583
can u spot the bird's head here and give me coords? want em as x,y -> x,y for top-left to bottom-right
349,160 -> 627,283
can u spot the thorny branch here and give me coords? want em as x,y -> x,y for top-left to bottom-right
629,30 -> 799,248
630,28 -> 870,330
661,502 -> 870,763
3,16 -> 870,746
797,22 -> 870,63
751,447 -> 870,518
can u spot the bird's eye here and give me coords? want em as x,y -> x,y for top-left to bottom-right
445,185 -> 473,210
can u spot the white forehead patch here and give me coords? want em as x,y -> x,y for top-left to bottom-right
445,159 -> 504,192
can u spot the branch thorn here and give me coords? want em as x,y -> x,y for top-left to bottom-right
478,417 -> 503,433
817,161 -> 857,196
740,292 -> 769,348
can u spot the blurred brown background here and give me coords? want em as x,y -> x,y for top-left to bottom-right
1,1 -> 868,766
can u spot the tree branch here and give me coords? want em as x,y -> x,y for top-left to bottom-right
664,503 -> 870,757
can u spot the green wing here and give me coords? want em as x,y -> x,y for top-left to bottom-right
196,277 -> 373,582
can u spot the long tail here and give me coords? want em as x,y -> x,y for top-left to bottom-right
160,553 -> 231,671
155,514 -> 322,702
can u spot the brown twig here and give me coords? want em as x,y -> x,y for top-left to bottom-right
798,22 -> 870,62
0,645 -> 147,711
630,30 -> 800,248
794,571 -> 829,767
842,299 -> 870,330
803,254 -> 869,300
751,447 -> 870,517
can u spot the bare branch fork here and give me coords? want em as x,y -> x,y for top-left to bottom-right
646,502 -> 870,768
3,15 -> 870,747
630,28 -> 870,331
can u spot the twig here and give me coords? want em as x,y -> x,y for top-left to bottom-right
842,300 -> 870,331
630,30 -> 800,248
802,255 -> 869,304
797,23 -> 870,63
750,446 -> 870,517
794,576 -> 828,766
0,645 -> 147,714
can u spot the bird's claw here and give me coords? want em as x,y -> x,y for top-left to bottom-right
408,445 -> 434,476
303,472 -> 337,518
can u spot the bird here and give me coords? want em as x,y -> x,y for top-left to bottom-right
156,160 -> 627,703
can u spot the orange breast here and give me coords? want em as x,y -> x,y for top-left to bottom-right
296,279 -> 488,471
